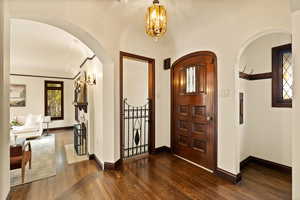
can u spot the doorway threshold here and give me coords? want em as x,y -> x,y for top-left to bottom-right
174,154 -> 213,173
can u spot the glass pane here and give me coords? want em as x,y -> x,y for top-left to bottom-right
47,90 -> 62,117
191,67 -> 196,92
186,66 -> 196,93
47,83 -> 62,88
186,68 -> 190,93
282,52 -> 293,100
179,69 -> 186,93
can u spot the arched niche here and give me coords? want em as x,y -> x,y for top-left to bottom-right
235,28 -> 292,173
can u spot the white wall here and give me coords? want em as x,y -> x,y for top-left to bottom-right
123,58 -> 148,106
10,18 -> 92,78
10,75 -> 75,128
239,78 -> 249,161
241,34 -> 291,74
79,56 -> 104,164
291,0 -> 300,12
91,59 -> 105,163
292,9 -> 300,200
239,33 -> 292,166
0,0 -> 10,199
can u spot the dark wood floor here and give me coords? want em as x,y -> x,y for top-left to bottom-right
10,130 -> 292,200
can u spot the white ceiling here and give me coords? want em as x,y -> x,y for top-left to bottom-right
11,19 -> 94,78
291,0 -> 300,11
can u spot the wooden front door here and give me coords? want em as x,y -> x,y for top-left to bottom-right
171,51 -> 217,171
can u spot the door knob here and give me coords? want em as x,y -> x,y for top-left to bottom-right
206,116 -> 212,121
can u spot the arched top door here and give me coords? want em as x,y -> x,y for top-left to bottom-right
171,51 -> 217,171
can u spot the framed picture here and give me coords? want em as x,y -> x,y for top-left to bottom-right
10,84 -> 26,107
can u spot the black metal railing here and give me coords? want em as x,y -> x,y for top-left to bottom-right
74,123 -> 87,156
122,99 -> 151,159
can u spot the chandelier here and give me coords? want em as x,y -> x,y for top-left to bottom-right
145,0 -> 167,40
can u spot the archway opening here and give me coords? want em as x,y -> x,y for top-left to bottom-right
4,17 -> 116,188
236,31 -> 292,193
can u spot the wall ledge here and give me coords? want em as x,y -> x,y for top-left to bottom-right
239,72 -> 272,80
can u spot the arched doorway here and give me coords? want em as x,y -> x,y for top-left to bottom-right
7,15 -> 117,164
235,30 -> 292,198
235,28 -> 291,172
6,18 -> 110,187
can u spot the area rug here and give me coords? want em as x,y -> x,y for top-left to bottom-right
10,134 -> 56,186
64,144 -> 88,164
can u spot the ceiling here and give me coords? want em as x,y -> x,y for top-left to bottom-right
291,0 -> 300,11
10,19 -> 94,78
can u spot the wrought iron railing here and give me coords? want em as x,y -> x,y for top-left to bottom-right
74,123 -> 87,156
122,99 -> 151,159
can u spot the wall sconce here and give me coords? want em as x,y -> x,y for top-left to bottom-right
76,79 -> 84,85
86,73 -> 96,85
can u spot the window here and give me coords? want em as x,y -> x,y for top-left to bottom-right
45,81 -> 64,120
180,66 -> 197,94
186,66 -> 196,93
272,44 -> 292,108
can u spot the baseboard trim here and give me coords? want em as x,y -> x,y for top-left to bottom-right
89,154 -> 121,170
6,189 -> 11,200
155,146 -> 171,153
89,154 -> 104,170
240,156 -> 292,173
215,168 -> 242,184
240,156 -> 252,169
104,159 -> 122,170
48,126 -> 74,131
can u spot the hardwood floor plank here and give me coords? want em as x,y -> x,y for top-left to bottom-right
56,172 -> 100,200
10,130 -> 291,200
124,159 -> 192,200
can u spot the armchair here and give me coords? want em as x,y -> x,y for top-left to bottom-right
10,141 -> 32,183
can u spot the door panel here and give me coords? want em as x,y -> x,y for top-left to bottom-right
171,52 -> 217,170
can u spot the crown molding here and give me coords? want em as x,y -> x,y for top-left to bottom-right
80,55 -> 96,68
10,73 -> 74,80
11,55 -> 97,81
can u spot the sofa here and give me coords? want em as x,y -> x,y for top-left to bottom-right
11,114 -> 44,140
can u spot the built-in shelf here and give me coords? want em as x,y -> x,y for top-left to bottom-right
239,72 -> 272,80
